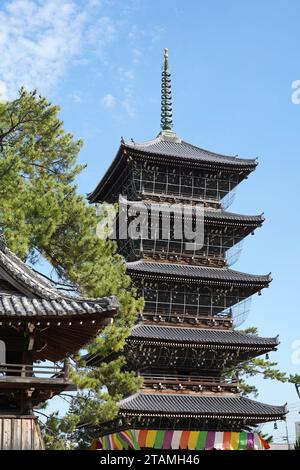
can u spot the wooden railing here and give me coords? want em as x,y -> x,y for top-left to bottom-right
141,373 -> 239,392
0,362 -> 69,380
142,309 -> 232,321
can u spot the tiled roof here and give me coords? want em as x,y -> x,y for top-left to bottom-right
120,392 -> 287,418
0,245 -> 62,300
123,133 -> 257,168
127,260 -> 271,285
0,293 -> 118,317
129,324 -> 279,348
204,209 -> 263,224
87,134 -> 257,203
121,198 -> 264,226
0,239 -> 119,317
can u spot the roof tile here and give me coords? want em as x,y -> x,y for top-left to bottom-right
120,392 -> 286,417
127,260 -> 271,285
129,324 -> 278,348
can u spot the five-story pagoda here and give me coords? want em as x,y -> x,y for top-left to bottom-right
88,49 -> 287,451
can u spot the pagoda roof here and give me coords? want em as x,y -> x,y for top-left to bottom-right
127,260 -> 271,287
119,392 -> 287,420
122,133 -> 257,169
203,209 -> 263,226
88,133 -> 257,203
122,198 -> 264,227
128,324 -> 279,350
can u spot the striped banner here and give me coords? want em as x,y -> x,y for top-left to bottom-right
91,430 -> 270,450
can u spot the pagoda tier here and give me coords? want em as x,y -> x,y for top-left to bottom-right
87,324 -> 279,370
88,134 -> 257,209
127,260 -> 270,286
127,261 -> 270,328
111,392 -> 287,431
118,203 -> 264,266
0,235 -> 118,418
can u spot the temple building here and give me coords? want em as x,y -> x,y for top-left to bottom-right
0,230 -> 118,449
88,49 -> 287,450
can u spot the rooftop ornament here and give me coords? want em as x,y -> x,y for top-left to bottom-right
161,48 -> 174,135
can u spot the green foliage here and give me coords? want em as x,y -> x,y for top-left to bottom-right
226,327 -> 290,396
294,437 -> 300,450
0,89 -> 142,449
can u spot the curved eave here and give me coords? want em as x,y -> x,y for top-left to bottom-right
204,211 -> 264,228
88,145 -> 125,203
123,136 -> 258,170
0,245 -> 120,315
125,147 -> 257,173
127,338 -> 278,352
87,139 -> 258,204
0,294 -> 119,318
127,261 -> 272,288
0,246 -> 62,299
119,393 -> 287,420
122,200 -> 264,228
127,325 -> 279,351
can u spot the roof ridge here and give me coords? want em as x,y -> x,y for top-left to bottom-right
0,245 -> 119,307
126,259 -> 270,277
131,324 -> 279,342
180,139 -> 256,162
122,135 -> 257,165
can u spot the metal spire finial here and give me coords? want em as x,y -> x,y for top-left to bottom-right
161,47 -> 173,131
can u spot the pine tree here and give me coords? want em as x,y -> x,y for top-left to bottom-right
1,90 -> 297,449
0,89 -> 142,449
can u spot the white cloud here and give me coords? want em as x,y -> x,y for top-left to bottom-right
87,0 -> 101,6
87,15 -> 117,52
70,92 -> 82,104
0,0 -> 165,122
122,96 -> 136,118
118,67 -> 135,81
0,0 -> 88,98
102,93 -> 116,109
124,70 -> 135,81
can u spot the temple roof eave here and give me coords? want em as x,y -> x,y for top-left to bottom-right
119,392 -> 287,419
0,239 -> 120,318
87,136 -> 258,204
127,260 -> 272,287
0,293 -> 118,318
122,137 -> 258,169
128,324 -> 279,350
119,198 -> 264,227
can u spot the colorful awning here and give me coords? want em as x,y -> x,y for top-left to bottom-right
91,430 -> 270,450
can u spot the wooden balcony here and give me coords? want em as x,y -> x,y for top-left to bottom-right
141,309 -> 233,329
0,362 -> 76,391
141,373 -> 240,394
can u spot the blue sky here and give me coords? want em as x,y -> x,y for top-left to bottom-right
1,0 -> 300,444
